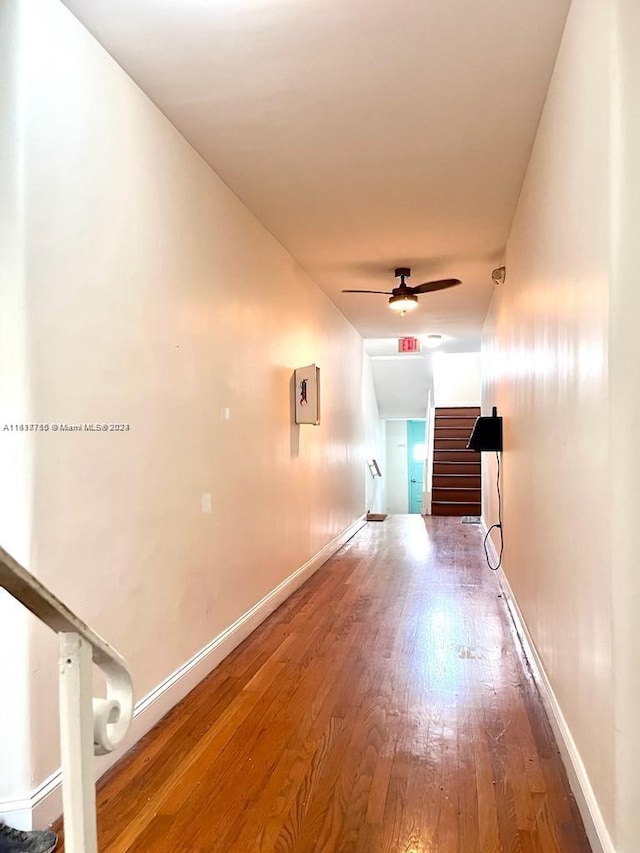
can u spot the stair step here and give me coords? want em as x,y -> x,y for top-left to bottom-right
434,417 -> 478,429
432,501 -> 482,517
435,449 -> 480,463
434,437 -> 470,450
433,487 -> 481,503
433,474 -> 481,489
433,461 -> 481,475
435,407 -> 481,417
434,427 -> 475,439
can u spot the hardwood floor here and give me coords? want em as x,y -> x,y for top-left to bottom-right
54,515 -> 590,852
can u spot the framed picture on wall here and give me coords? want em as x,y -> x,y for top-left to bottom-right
294,364 -> 320,425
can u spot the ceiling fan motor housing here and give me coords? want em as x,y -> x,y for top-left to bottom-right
395,267 -> 411,279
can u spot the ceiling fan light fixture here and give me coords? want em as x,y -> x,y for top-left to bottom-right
388,293 -> 418,312
341,268 -> 462,317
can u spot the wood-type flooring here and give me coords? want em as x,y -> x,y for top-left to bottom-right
54,515 -> 590,852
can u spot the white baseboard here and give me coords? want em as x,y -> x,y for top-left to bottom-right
482,520 -> 614,853
0,515 -> 366,831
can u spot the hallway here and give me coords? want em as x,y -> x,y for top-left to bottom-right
56,516 -> 590,852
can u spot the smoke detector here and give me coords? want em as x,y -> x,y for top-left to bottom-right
423,334 -> 443,349
492,266 -> 506,285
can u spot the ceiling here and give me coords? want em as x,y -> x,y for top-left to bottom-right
62,0 -> 570,350
365,340 -> 435,419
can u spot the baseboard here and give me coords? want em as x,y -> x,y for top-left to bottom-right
0,772 -> 63,832
481,520 -> 614,853
0,514 -> 366,831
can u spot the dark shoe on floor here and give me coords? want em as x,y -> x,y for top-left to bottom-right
0,822 -> 57,853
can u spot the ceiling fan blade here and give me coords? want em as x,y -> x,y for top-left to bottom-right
411,278 -> 462,294
341,289 -> 393,294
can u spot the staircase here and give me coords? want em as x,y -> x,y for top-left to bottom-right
432,406 -> 481,516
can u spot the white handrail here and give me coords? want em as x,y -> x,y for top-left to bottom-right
0,544 -> 134,852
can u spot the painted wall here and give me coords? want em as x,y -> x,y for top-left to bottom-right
0,1 -> 32,804
433,351 -> 481,407
385,421 -> 409,514
368,352 -> 434,420
610,2 -> 640,849
1,0 -> 370,814
364,343 -> 434,515
482,0 -> 615,846
362,354 -> 386,514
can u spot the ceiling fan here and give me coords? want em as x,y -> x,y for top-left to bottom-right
342,267 -> 462,316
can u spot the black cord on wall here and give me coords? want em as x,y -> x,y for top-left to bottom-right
484,451 -> 503,571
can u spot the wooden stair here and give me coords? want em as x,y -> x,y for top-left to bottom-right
432,406 -> 481,516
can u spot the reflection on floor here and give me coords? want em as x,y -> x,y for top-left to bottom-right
55,514 -> 590,852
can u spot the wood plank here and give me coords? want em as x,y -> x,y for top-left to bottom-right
433,487 -> 482,503
432,501 -> 482,516
52,516 -> 590,853
435,406 -> 481,417
435,449 -> 481,462
433,474 -> 482,489
434,461 -> 482,476
434,437 -> 471,449
434,416 -> 479,429
435,426 -> 476,439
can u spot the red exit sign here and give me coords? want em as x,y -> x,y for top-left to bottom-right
398,337 -> 421,353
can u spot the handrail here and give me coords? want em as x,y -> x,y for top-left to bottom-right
0,543 -> 134,851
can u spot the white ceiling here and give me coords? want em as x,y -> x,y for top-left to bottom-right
62,0 -> 569,349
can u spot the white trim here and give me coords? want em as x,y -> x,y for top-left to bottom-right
482,521 -> 614,853
0,515 -> 366,830
0,766 -> 64,831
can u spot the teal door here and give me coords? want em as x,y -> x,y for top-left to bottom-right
407,420 -> 426,514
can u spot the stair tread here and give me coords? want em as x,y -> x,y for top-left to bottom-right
432,501 -> 482,507
433,473 -> 479,476
435,407 -> 480,412
433,487 -> 481,492
434,500 -> 480,505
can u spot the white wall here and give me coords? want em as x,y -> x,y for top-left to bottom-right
483,0 -> 616,847
0,1 -> 32,805
1,0 -> 369,818
362,354 -> 386,514
433,351 -> 481,407
368,352 -> 434,419
610,2 -> 640,849
385,421 -> 408,513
